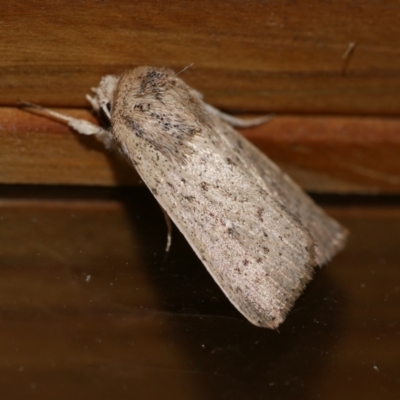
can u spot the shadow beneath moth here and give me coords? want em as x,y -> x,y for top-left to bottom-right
23,66 -> 347,328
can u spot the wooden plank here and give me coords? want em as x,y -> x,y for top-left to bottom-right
0,108 -> 139,187
0,187 -> 399,399
1,107 -> 400,193
0,191 -> 202,400
1,1 -> 400,115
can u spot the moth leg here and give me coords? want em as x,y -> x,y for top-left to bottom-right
21,102 -> 114,148
160,207 -> 173,254
188,88 -> 204,100
204,103 -> 272,128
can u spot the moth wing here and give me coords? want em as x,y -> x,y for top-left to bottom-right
114,121 -> 318,329
218,124 -> 347,265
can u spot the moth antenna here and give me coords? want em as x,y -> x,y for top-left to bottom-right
175,63 -> 194,77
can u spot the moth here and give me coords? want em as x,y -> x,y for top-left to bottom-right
24,66 -> 347,328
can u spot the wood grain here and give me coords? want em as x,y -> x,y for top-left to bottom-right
1,107 -> 400,193
1,1 -> 400,115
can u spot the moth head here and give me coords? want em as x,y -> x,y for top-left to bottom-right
86,75 -> 119,125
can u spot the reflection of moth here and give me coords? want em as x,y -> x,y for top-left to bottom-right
24,66 -> 347,328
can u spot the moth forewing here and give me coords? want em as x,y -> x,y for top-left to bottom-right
111,68 -> 344,328
222,125 -> 347,266
115,119 -> 317,328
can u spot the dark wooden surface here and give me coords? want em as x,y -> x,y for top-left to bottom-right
2,1 -> 400,115
0,186 -> 399,400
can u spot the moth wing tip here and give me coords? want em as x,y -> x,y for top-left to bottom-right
316,224 -> 349,266
247,312 -> 286,329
